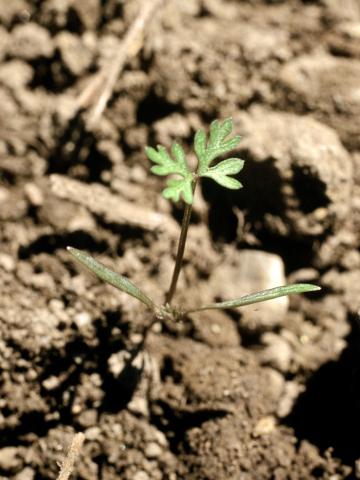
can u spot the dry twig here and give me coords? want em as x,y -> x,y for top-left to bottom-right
57,432 -> 85,480
76,0 -> 164,127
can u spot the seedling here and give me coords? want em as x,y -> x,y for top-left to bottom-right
67,118 -> 320,323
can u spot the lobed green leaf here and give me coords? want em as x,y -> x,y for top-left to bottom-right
67,247 -> 158,312
201,157 -> 244,189
163,178 -> 193,204
185,283 -> 321,314
146,143 -> 194,204
197,118 -> 242,174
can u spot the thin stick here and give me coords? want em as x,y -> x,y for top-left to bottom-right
165,202 -> 193,305
57,433 -> 85,480
78,0 -> 164,127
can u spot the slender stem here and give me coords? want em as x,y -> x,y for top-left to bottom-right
165,185 -> 196,304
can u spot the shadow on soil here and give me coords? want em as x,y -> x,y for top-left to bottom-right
285,313 -> 360,476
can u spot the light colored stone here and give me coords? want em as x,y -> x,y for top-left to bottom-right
145,442 -> 162,458
74,311 -> 92,328
14,467 -> 35,480
277,381 -> 305,418
253,416 -> 276,437
0,447 -> 22,472
133,472 -> 149,480
0,253 -> 15,272
210,249 -> 288,331
260,333 -> 292,372
55,32 -> 93,76
9,23 -> 53,59
24,183 -> 43,207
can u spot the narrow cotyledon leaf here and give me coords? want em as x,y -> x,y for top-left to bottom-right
184,283 -> 321,314
67,247 -> 159,312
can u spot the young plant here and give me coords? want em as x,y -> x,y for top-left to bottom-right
67,118 -> 320,322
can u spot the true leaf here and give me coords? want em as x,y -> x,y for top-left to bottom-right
197,118 -> 242,174
67,247 -> 158,312
201,158 -> 244,189
145,143 -> 194,204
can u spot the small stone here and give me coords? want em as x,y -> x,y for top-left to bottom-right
265,368 -> 285,403
0,253 -> 15,272
127,397 -> 148,417
145,442 -> 162,458
14,467 -> 35,480
277,381 -> 305,418
42,376 -> 61,391
0,447 -> 23,472
76,409 -> 97,428
85,427 -> 101,441
74,311 -> 92,328
55,32 -> 93,76
9,23 -> 53,60
210,249 -> 288,331
24,183 -> 43,207
260,333 -> 292,372
253,416 -> 276,437
108,351 -> 130,376
133,471 -> 149,480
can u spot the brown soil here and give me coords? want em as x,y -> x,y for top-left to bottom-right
1,0 -> 360,478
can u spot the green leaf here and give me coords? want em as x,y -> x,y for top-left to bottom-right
185,284 -> 321,314
163,178 -> 193,204
194,129 -> 206,160
201,158 -> 244,190
67,247 -> 159,312
196,118 -> 242,175
145,143 -> 194,204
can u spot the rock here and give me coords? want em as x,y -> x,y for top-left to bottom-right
145,442 -> 162,458
0,253 -> 15,272
277,381 -> 305,418
24,183 -> 43,207
9,23 -> 54,60
133,472 -> 149,480
210,249 -> 288,331
236,107 -> 353,237
14,467 -> 35,480
0,61 -> 33,89
0,447 -> 23,472
280,53 -> 360,149
259,332 -> 292,372
253,415 -> 276,437
55,32 -> 93,76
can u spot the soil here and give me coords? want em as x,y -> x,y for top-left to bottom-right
1,0 -> 360,479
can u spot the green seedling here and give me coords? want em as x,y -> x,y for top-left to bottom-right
67,118 -> 320,323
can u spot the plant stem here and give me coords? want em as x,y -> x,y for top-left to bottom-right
165,188 -> 196,304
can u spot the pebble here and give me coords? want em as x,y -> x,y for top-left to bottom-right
210,249 -> 288,331
24,183 -> 43,207
0,253 -> 15,272
133,472 -> 149,480
145,442 -> 162,458
277,381 -> 305,418
9,23 -> 53,59
260,332 -> 292,372
42,375 -> 60,391
0,447 -> 22,472
85,427 -> 101,441
14,467 -> 35,480
74,311 -> 92,328
253,416 -> 276,437
127,397 -> 148,417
